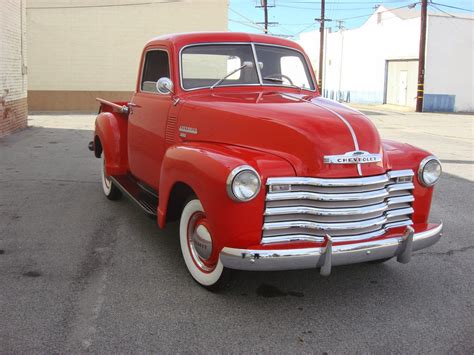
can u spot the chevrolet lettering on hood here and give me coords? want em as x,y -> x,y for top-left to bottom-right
324,151 -> 382,164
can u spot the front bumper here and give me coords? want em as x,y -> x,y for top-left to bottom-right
219,223 -> 443,275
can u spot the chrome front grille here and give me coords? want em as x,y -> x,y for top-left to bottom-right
263,170 -> 415,244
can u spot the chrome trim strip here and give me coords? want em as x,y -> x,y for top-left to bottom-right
220,223 -> 443,272
387,182 -> 414,192
267,173 -> 389,187
261,229 -> 386,244
264,202 -> 388,217
266,170 -> 414,187
387,169 -> 415,178
386,207 -> 414,219
261,219 -> 413,244
251,43 -> 263,84
265,188 -> 389,202
384,219 -> 413,229
387,195 -> 415,205
263,215 -> 387,231
262,234 -> 326,244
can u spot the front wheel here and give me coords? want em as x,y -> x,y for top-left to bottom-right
179,198 -> 231,291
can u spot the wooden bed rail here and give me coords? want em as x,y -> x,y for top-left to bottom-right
96,98 -> 129,114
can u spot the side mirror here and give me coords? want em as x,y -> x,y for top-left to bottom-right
156,77 -> 174,95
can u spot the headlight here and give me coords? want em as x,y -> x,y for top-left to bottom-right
418,156 -> 442,187
226,165 -> 261,202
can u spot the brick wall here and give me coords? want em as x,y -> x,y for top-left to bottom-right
0,0 -> 28,137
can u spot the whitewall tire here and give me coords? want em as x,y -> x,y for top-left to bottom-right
101,156 -> 122,200
179,199 -> 230,290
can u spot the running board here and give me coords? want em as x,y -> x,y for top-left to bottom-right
110,175 -> 158,218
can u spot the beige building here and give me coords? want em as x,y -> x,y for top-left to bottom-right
26,0 -> 228,111
0,0 -> 28,136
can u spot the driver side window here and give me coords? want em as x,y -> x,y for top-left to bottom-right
141,50 -> 170,93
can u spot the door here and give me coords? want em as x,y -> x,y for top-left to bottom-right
385,60 -> 418,108
397,70 -> 408,106
128,49 -> 172,189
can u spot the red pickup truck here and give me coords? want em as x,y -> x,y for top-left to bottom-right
89,32 -> 443,290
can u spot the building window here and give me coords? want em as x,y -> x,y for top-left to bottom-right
377,13 -> 382,24
141,50 -> 170,93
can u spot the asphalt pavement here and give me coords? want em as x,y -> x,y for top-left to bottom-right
0,112 -> 473,353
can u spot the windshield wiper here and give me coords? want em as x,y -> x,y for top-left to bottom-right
263,77 -> 284,83
210,62 -> 253,89
263,76 -> 303,91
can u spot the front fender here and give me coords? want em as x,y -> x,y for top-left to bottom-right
158,142 -> 295,250
94,111 -> 128,176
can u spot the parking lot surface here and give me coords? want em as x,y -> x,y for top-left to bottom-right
1,111 -> 473,353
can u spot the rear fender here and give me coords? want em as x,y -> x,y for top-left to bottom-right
158,142 -> 295,251
94,111 -> 128,176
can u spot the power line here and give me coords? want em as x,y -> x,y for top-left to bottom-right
228,7 -> 271,33
26,0 -> 180,10
294,22 -> 319,35
337,2 -> 419,21
229,19 -> 269,31
277,0 -> 412,4
429,2 -> 474,13
429,4 -> 456,17
278,4 -> 383,11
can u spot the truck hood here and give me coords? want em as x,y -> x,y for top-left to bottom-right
178,91 -> 389,178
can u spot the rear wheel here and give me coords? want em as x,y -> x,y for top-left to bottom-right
101,156 -> 122,200
179,198 -> 231,291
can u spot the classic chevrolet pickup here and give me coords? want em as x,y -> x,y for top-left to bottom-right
89,32 -> 443,290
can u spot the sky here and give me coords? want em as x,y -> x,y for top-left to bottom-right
228,0 -> 474,38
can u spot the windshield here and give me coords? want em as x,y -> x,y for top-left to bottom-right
255,45 -> 314,90
181,44 -> 259,90
180,43 -> 315,91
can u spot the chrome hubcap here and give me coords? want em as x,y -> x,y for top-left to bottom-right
192,224 -> 213,260
188,212 -> 214,272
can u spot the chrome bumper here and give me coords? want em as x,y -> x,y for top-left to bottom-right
219,223 -> 443,275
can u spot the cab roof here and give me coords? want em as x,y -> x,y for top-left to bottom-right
146,32 -> 303,51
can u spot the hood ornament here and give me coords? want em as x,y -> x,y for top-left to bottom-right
324,150 -> 382,164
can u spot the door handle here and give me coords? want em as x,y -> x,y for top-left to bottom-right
127,102 -> 140,115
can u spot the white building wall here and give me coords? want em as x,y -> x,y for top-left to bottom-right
299,8 -> 474,112
425,15 -> 474,112
298,7 -> 420,105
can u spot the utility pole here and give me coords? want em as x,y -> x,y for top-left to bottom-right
263,0 -> 268,34
315,0 -> 331,93
416,0 -> 428,112
336,20 -> 345,31
256,0 -> 277,34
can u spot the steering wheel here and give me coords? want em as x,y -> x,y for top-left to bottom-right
264,73 -> 294,86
